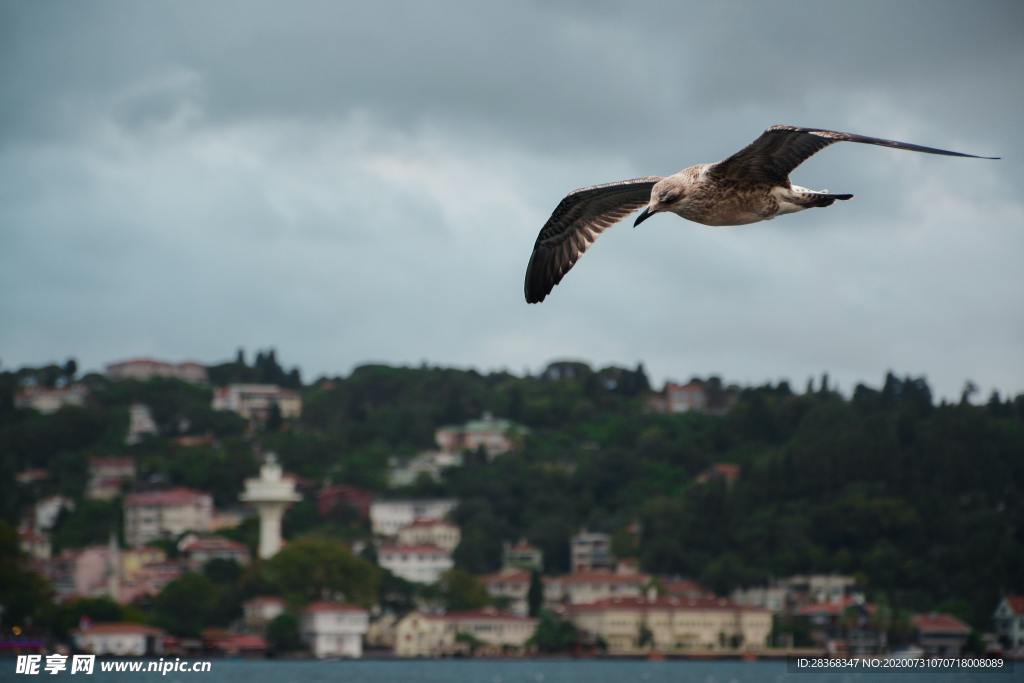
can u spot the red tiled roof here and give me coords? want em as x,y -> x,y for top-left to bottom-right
181,536 -> 249,553
796,597 -> 873,617
569,596 -> 767,613
443,609 -> 535,623
1005,595 -> 1024,616
303,601 -> 367,614
73,622 -> 164,636
912,613 -> 970,634
125,487 -> 210,506
544,570 -> 649,585
379,544 -> 449,556
483,569 -> 531,584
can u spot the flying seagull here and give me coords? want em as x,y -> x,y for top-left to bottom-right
524,125 -> 998,303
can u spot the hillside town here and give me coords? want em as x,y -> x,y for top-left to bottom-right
2,353 -> 1022,661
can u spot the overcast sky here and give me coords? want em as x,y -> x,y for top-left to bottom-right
1,0 -> 1021,399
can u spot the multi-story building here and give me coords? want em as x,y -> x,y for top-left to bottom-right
300,602 -> 369,658
105,358 -> 208,383
369,499 -> 458,537
123,488 -> 212,547
396,518 -> 461,553
994,595 -> 1024,651
570,530 -> 614,572
543,570 -> 649,607
179,535 -> 251,571
664,381 -> 707,413
125,404 -> 158,445
378,544 -> 453,584
86,457 -> 136,501
503,539 -> 543,571
15,385 -> 88,414
567,596 -> 771,654
212,384 -> 301,421
482,569 -> 532,616
434,413 -> 525,458
394,609 -> 537,657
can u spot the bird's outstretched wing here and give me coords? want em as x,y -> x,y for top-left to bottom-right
525,177 -> 662,304
708,125 -> 999,185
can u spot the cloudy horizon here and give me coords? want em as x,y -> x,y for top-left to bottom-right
2,1 -> 1022,400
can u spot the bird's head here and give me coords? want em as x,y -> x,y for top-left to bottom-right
634,179 -> 684,227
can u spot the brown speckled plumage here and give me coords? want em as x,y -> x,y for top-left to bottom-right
524,125 -> 998,303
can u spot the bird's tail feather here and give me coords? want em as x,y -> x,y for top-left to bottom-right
805,193 -> 853,208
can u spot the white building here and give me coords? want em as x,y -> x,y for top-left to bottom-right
482,569 -> 532,616
72,623 -> 165,656
570,530 -> 614,572
301,602 -> 369,658
179,535 -> 251,570
378,544 -> 453,584
396,518 -> 461,553
212,384 -> 302,421
394,609 -> 537,657
434,413 -> 525,458
243,596 -> 286,631
994,596 -> 1024,651
503,539 -> 543,571
86,457 -> 136,501
543,570 -> 650,607
15,385 -> 88,414
34,495 -> 75,531
370,499 -> 457,537
125,403 -> 158,445
105,358 -> 208,383
387,451 -> 463,487
123,488 -> 212,547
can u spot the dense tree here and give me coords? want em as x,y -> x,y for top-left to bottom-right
262,537 -> 380,607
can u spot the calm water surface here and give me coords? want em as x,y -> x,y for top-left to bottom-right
1,659 -> 1017,683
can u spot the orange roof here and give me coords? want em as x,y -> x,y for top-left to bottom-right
73,622 -> 164,636
912,613 -> 970,634
796,597 -> 873,617
125,487 -> 210,506
303,601 -> 367,614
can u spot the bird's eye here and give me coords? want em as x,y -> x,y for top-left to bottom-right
660,192 -> 678,203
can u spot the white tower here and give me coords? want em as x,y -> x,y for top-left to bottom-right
241,453 -> 301,559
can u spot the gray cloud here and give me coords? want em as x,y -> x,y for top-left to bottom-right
1,0 -> 1021,399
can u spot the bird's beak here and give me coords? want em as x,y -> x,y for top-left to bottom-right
633,206 -> 654,228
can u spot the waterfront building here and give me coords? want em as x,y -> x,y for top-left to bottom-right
994,595 -> 1024,651
567,596 -> 771,654
394,609 -> 537,657
72,623 -> 166,656
300,602 -> 369,658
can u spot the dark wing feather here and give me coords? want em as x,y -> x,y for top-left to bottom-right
525,177 -> 661,303
708,125 -> 999,185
